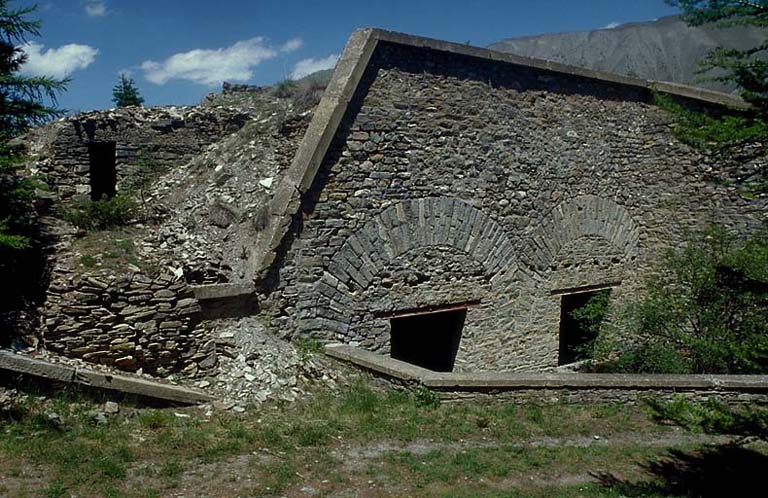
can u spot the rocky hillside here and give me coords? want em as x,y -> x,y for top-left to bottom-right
489,15 -> 765,93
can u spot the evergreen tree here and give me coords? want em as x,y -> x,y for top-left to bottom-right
111,73 -> 144,107
668,1 -> 768,112
0,0 -> 66,341
659,1 -> 768,193
1,0 -> 65,250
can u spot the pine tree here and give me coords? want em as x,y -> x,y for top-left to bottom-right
659,1 -> 768,193
111,74 -> 144,107
1,0 -> 66,250
668,1 -> 768,113
1,0 -> 66,342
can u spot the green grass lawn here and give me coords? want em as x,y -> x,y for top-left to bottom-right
1,379 -> 764,498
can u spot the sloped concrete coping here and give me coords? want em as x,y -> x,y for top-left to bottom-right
252,27 -> 750,282
0,350 -> 212,405
325,344 -> 768,393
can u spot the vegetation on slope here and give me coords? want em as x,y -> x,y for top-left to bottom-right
2,379 -> 764,498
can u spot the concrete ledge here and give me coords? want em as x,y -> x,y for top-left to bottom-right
0,350 -> 212,405
191,283 -> 255,301
325,345 -> 768,398
325,344 -> 432,381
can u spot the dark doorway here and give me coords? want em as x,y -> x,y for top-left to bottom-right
390,308 -> 466,372
88,141 -> 117,200
559,289 -> 611,365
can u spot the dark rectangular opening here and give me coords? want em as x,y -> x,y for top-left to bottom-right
390,308 -> 466,372
88,141 -> 117,201
558,289 -> 611,365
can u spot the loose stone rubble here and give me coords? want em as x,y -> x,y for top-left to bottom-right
197,316 -> 340,410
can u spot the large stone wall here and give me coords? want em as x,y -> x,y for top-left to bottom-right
28,106 -> 249,201
263,42 -> 765,372
42,268 -> 214,376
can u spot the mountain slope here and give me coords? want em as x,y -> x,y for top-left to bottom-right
489,15 -> 765,93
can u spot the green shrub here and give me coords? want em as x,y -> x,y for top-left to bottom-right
272,78 -> 297,99
600,227 -> 768,374
566,289 -> 611,362
63,195 -> 137,231
649,397 -> 768,441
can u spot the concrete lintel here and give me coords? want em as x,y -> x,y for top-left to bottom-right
0,350 -> 212,405
191,283 -> 255,301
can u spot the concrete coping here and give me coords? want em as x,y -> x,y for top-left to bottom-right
370,28 -> 749,110
0,350 -> 212,405
324,344 -> 768,392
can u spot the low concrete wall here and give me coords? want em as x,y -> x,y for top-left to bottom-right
325,344 -> 768,405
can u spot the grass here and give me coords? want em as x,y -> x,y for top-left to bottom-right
1,379 -> 764,497
71,227 -> 157,275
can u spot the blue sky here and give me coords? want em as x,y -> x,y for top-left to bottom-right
20,0 -> 680,112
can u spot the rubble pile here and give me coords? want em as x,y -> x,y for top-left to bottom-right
198,316 -> 340,410
137,99 -> 312,284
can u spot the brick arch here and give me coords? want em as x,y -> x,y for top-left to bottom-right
328,197 -> 514,291
300,197 -> 515,338
522,195 -> 640,274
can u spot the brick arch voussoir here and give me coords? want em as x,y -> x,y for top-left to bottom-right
523,195 -> 640,274
326,197 -> 515,292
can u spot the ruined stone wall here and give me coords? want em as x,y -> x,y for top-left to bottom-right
263,41 -> 766,372
42,268 -> 214,376
30,106 -> 249,201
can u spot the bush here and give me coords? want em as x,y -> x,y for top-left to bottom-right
649,397 -> 768,441
63,195 -> 137,231
271,78 -> 297,99
600,227 -> 768,374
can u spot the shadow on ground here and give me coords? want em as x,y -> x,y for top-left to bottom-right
596,444 -> 768,497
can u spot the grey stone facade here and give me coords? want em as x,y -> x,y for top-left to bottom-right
42,269 -> 213,376
27,106 -> 248,202
262,39 -> 765,372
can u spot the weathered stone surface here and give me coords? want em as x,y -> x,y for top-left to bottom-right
261,37 -> 766,372
42,270 -> 210,376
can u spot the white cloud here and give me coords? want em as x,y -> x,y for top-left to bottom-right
140,37 -> 282,86
600,21 -> 621,29
281,38 -> 303,53
290,54 -> 339,79
84,1 -> 107,17
20,42 -> 99,79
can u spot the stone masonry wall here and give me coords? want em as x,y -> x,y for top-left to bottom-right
262,41 -> 766,373
29,106 -> 249,201
42,268 -> 215,376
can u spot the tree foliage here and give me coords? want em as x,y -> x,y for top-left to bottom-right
111,73 -> 144,107
599,228 -> 768,374
1,0 -> 65,341
669,0 -> 768,111
661,1 -> 768,193
0,0 -> 65,252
